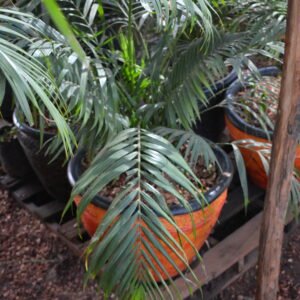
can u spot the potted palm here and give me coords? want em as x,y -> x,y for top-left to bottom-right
225,67 -> 300,189
0,8 -> 74,198
36,0 -> 284,298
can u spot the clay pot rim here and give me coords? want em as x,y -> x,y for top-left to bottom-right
199,69 -> 237,109
225,66 -> 281,141
67,144 -> 233,216
13,109 -> 55,139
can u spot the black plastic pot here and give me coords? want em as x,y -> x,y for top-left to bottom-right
193,70 -> 237,142
68,145 -> 233,216
1,83 -> 14,123
0,126 -> 33,178
225,66 -> 281,139
13,111 -> 71,202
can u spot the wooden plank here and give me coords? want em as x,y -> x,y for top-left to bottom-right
218,183 -> 264,225
12,183 -> 43,202
46,223 -> 86,257
59,219 -> 81,239
199,212 -> 261,282
25,201 -> 65,220
165,209 -> 297,299
200,249 -> 258,300
0,175 -> 21,189
200,219 -> 298,300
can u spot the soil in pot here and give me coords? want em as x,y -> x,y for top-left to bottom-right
13,111 -> 71,202
193,70 -> 237,142
0,125 -> 34,178
68,145 -> 233,281
232,75 -> 280,130
225,66 -> 300,189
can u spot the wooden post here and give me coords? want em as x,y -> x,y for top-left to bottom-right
256,1 -> 300,299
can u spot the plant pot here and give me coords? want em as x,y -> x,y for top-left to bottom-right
1,83 -> 14,123
0,127 -> 33,178
225,66 -> 300,189
13,111 -> 71,202
68,145 -> 233,280
193,70 -> 237,141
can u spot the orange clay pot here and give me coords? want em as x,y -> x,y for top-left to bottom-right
68,146 -> 233,282
225,116 -> 300,189
225,67 -> 300,189
73,189 -> 227,280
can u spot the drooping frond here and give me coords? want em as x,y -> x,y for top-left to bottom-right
0,9 -> 75,157
235,138 -> 300,215
66,128 -> 212,299
155,126 -> 217,168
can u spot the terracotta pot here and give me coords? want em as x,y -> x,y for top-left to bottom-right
13,111 -> 71,202
225,67 -> 300,189
68,146 -> 233,281
193,70 -> 237,141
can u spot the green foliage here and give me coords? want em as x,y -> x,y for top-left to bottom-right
0,8 -> 75,157
43,0 -> 87,62
235,139 -> 300,217
5,0 -> 289,298
65,128 -> 206,298
232,75 -> 281,137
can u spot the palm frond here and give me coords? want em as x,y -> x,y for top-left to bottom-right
224,138 -> 299,211
0,9 -> 76,157
230,142 -> 249,207
43,0 -> 87,62
230,0 -> 287,28
57,0 -> 100,36
290,176 -> 300,218
157,20 -> 284,129
66,127 -> 212,299
155,126 -> 217,169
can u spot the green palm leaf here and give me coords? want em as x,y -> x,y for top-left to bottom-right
158,22 -> 284,129
66,127 -> 211,299
155,126 -> 217,168
0,9 -> 76,156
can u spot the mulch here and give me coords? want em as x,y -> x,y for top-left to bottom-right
0,189 -> 101,300
0,187 -> 299,300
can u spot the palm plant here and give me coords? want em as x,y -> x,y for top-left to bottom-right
224,69 -> 300,213
217,0 -> 286,68
0,8 -> 74,156
8,0 -> 285,298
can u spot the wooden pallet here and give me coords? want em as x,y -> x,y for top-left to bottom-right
0,173 -> 297,299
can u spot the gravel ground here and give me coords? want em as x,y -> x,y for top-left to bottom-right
0,187 -> 299,300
